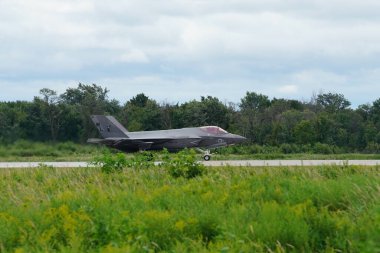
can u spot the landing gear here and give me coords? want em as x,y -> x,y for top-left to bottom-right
203,154 -> 211,161
196,148 -> 212,161
202,149 -> 212,161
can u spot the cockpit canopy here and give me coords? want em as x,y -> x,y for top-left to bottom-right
200,126 -> 228,135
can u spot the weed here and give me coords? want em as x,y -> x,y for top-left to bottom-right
161,149 -> 205,179
92,151 -> 127,173
126,151 -> 156,170
0,166 -> 379,252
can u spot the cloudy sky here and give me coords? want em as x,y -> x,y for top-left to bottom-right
1,0 -> 380,106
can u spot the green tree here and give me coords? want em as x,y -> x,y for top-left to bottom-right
239,92 -> 271,142
240,92 -> 271,111
180,100 -> 207,127
129,93 -> 149,107
122,93 -> 162,131
60,83 -> 118,142
0,102 -> 30,143
333,111 -> 364,148
316,93 -> 351,113
370,98 -> 380,125
357,104 -> 371,121
276,110 -> 316,144
200,96 -> 229,129
178,96 -> 229,129
35,88 -> 63,142
294,120 -> 316,144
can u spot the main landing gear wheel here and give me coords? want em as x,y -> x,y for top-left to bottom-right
203,154 -> 211,161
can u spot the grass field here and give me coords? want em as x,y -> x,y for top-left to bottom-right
0,141 -> 105,162
0,165 -> 379,252
214,153 -> 380,161
1,141 -> 380,162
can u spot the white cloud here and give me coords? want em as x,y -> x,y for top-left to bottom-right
118,50 -> 149,63
277,85 -> 298,94
291,70 -> 348,88
0,0 -> 380,107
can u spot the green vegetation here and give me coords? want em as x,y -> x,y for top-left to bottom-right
215,143 -> 380,160
92,150 -> 157,173
1,71 -> 379,253
1,84 -> 380,155
2,141 -> 380,162
92,151 -> 128,173
161,149 -> 205,178
0,165 -> 379,252
0,140 -> 105,162
93,149 -> 205,178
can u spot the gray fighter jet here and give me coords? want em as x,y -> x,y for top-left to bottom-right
88,115 -> 246,160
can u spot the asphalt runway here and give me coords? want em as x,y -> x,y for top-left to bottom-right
1,160 -> 380,168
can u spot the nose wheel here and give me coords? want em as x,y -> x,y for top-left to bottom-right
202,149 -> 211,161
196,148 -> 212,161
203,154 -> 211,161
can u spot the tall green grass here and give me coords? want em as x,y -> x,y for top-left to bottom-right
0,140 -> 104,161
3,141 -> 380,162
0,165 -> 379,252
215,143 -> 380,160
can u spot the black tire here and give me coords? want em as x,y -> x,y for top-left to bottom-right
203,155 -> 211,161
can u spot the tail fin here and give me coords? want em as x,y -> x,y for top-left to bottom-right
91,115 -> 129,138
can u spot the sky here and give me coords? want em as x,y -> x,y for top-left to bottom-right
1,0 -> 380,107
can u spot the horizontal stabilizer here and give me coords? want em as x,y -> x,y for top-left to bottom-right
87,138 -> 125,145
87,138 -> 103,144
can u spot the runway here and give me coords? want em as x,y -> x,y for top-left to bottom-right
1,160 -> 380,168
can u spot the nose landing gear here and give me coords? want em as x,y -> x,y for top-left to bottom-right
202,150 -> 211,161
196,148 -> 212,161
203,154 -> 211,161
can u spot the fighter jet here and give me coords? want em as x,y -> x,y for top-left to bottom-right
87,115 -> 246,160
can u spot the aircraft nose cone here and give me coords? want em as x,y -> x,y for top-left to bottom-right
236,135 -> 247,143
229,134 -> 247,144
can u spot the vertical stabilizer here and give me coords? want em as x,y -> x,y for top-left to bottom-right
91,115 -> 129,138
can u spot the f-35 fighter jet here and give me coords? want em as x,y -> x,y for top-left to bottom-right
88,115 -> 246,160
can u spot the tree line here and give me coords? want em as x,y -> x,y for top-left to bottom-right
1,83 -> 380,152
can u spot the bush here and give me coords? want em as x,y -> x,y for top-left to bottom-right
252,201 -> 310,250
364,142 -> 380,154
162,149 -> 205,179
92,150 -> 157,173
280,143 -> 294,154
197,215 -> 221,244
56,142 -> 78,153
248,144 -> 263,154
126,151 -> 156,170
313,143 -> 334,154
92,151 -> 127,173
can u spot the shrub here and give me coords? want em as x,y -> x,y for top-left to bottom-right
197,215 -> 221,244
248,144 -> 263,154
280,143 -> 294,154
126,151 -> 156,170
56,142 -> 78,153
92,151 -> 156,173
364,142 -> 380,154
137,210 -> 177,250
162,149 -> 205,179
252,201 -> 310,250
313,143 -> 334,154
92,151 -> 127,173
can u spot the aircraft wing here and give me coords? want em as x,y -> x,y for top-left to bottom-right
88,138 -> 163,149
88,136 -> 201,150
